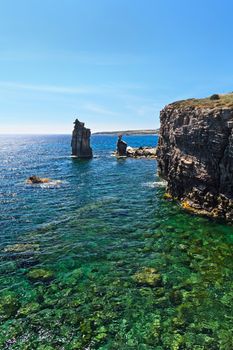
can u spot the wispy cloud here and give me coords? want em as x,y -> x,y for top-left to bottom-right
83,103 -> 120,116
0,81 -> 144,96
0,81 -> 95,95
0,50 -> 148,66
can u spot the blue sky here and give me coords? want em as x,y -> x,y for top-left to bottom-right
0,0 -> 233,134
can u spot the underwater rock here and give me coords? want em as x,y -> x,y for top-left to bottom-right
17,302 -> 40,316
169,289 -> 183,305
133,267 -> 162,287
27,268 -> 54,282
26,175 -> 50,184
71,118 -> 93,158
0,292 -> 20,320
157,93 -> 233,221
116,135 -> 127,156
4,243 -> 39,253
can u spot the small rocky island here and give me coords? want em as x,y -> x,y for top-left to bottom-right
157,93 -> 233,222
114,135 -> 157,158
71,119 -> 93,158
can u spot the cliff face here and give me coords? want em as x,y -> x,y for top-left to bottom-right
157,94 -> 233,222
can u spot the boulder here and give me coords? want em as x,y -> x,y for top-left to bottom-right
26,176 -> 50,184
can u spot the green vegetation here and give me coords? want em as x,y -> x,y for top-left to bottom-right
93,129 -> 159,135
171,92 -> 233,108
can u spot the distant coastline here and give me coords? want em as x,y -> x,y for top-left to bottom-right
93,129 -> 159,136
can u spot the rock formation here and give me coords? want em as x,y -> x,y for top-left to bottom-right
126,146 -> 157,158
113,145 -> 157,158
157,93 -> 233,222
26,176 -> 50,184
116,135 -> 127,156
71,119 -> 93,158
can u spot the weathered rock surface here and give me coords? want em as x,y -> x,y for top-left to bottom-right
157,93 -> 233,222
116,135 -> 127,156
127,146 -> 157,158
26,176 -> 50,184
71,119 -> 93,158
26,176 -> 62,187
113,146 -> 157,159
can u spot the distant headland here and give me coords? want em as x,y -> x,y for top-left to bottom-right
93,129 -> 159,136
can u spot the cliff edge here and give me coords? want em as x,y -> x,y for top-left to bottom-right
157,93 -> 233,222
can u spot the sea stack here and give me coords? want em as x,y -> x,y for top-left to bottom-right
116,135 -> 127,156
71,119 -> 93,158
157,93 -> 233,222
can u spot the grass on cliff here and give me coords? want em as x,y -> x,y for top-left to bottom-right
171,92 -> 233,109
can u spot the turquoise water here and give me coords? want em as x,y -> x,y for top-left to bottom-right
0,135 -> 233,350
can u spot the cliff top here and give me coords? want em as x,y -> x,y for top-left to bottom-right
170,92 -> 233,109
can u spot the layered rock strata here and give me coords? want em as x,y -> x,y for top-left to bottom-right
71,119 -> 93,158
157,94 -> 233,222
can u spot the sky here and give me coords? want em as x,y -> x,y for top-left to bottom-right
0,0 -> 233,134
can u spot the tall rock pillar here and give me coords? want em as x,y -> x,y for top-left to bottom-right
71,119 -> 93,158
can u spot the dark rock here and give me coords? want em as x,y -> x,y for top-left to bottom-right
27,175 -> 50,184
116,135 -> 127,156
157,96 -> 233,222
114,145 -> 157,158
210,94 -> 220,100
71,119 -> 93,158
169,289 -> 183,305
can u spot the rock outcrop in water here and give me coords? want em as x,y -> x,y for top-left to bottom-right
157,93 -> 233,222
115,135 -> 156,158
26,176 -> 50,184
116,135 -> 127,156
71,119 -> 93,158
126,146 -> 157,158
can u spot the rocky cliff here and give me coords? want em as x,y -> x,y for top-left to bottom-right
157,93 -> 233,222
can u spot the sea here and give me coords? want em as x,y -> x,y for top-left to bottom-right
0,134 -> 232,350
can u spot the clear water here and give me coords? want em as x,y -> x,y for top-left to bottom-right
0,135 -> 232,350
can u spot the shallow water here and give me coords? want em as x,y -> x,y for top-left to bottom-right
0,135 -> 232,350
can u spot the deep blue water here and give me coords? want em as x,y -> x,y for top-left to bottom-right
0,134 -> 233,350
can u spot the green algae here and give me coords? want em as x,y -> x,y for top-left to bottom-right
1,189 -> 233,349
133,267 -> 162,287
27,268 -> 54,282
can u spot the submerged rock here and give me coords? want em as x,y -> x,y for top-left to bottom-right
4,243 -> 39,253
17,302 -> 40,316
27,268 -> 54,282
71,118 -> 93,158
133,267 -> 162,287
157,93 -> 233,222
0,292 -> 20,320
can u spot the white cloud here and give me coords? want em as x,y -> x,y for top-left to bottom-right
83,103 -> 120,117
